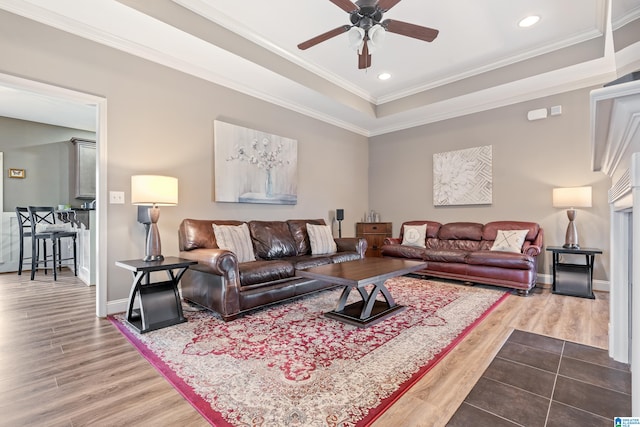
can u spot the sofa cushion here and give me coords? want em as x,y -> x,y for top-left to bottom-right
212,223 -> 256,263
327,251 -> 362,263
287,255 -> 332,270
438,222 -> 484,240
399,221 -> 442,239
482,221 -> 540,242
238,259 -> 296,288
490,229 -> 529,253
466,251 -> 534,270
380,244 -> 425,260
179,219 -> 243,251
249,221 -> 297,259
422,250 -> 468,263
287,219 -> 326,255
402,224 -> 427,248
307,223 -> 337,255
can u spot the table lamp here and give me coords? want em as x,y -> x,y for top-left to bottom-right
552,186 -> 592,249
131,175 -> 178,261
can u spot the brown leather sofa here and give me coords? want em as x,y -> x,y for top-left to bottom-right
380,221 -> 543,295
178,218 -> 367,320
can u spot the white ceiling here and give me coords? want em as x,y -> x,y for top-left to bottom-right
1,0 -> 639,136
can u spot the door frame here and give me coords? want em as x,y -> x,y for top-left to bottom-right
0,72 -> 108,317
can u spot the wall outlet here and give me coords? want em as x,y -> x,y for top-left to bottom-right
109,191 -> 125,204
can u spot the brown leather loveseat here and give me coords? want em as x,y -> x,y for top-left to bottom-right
380,220 -> 543,295
178,218 -> 367,320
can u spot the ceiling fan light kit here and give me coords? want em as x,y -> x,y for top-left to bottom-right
298,0 -> 439,70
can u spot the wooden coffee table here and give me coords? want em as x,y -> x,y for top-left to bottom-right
296,258 -> 427,327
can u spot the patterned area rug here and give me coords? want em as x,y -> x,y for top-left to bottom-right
110,277 -> 508,427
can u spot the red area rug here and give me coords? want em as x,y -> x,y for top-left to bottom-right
110,276 -> 508,426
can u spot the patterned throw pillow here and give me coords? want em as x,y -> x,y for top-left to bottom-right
212,223 -> 256,263
306,223 -> 337,255
490,229 -> 529,253
402,224 -> 427,248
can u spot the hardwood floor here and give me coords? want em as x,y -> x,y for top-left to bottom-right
0,272 -> 610,427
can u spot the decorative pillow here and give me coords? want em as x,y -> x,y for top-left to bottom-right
212,223 -> 256,263
490,229 -> 529,253
402,224 -> 427,248
306,223 -> 337,255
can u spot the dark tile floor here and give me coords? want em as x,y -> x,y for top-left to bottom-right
447,330 -> 631,427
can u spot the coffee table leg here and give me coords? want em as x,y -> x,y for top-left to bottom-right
335,286 -> 369,311
361,281 -> 396,319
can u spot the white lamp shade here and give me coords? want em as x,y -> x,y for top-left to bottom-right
552,186 -> 592,208
367,24 -> 385,53
348,26 -> 365,51
131,175 -> 178,206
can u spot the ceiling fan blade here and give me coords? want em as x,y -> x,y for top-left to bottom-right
298,25 -> 351,50
376,0 -> 402,12
382,19 -> 439,42
358,40 -> 372,69
329,0 -> 358,13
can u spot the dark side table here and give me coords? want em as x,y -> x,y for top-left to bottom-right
116,257 -> 197,333
546,246 -> 602,299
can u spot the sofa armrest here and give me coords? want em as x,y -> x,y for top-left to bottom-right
523,227 -> 544,257
179,248 -> 239,277
335,237 -> 368,258
523,244 -> 542,257
384,237 -> 402,245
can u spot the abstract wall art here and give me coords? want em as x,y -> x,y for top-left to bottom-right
433,145 -> 492,206
214,121 -> 298,205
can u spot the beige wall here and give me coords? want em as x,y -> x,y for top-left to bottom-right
0,11 -> 369,302
0,9 -> 613,307
0,117 -> 96,209
370,88 -> 611,281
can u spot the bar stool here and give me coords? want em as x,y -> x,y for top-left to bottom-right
15,207 -> 33,275
28,206 -> 78,281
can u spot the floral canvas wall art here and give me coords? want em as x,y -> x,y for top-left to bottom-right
433,145 -> 492,206
214,121 -> 298,204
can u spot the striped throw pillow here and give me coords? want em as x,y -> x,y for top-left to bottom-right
306,223 -> 337,255
212,223 -> 256,263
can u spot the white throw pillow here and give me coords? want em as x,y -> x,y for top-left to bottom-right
306,223 -> 337,255
490,229 -> 529,253
402,224 -> 427,248
212,223 -> 256,263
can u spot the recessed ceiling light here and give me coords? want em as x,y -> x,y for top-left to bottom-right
378,72 -> 391,81
518,15 -> 540,28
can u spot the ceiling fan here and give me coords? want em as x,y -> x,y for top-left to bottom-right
297,0 -> 439,70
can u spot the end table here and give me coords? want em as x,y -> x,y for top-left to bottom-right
546,246 -> 602,299
116,256 -> 197,333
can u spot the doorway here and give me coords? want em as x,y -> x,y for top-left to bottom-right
0,72 -> 107,317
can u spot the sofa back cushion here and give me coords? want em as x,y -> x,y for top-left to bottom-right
480,221 -> 540,250
249,220 -> 297,259
399,221 -> 441,241
431,222 -> 484,251
287,219 -> 326,255
179,219 -> 244,251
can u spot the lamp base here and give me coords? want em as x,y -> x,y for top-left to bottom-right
563,209 -> 580,250
143,206 -> 164,262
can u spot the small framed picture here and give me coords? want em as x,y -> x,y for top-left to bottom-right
9,168 -> 25,179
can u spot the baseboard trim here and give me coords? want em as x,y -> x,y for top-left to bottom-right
537,273 -> 610,292
107,298 -> 129,316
